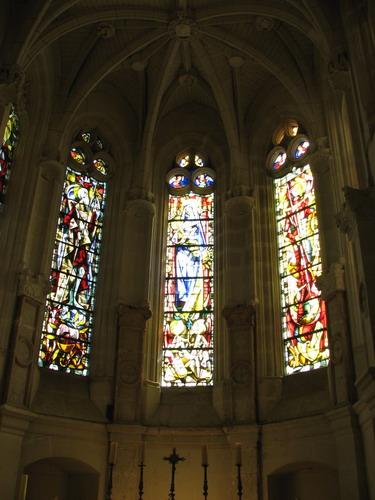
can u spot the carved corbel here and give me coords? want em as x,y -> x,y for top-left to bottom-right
223,304 -> 256,329
317,262 -> 345,301
309,138 -> 332,174
224,195 -> 254,217
336,202 -> 356,240
17,268 -> 49,305
118,304 -> 152,331
328,51 -> 351,91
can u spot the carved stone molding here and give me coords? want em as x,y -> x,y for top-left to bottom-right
39,159 -> 66,184
317,262 -> 345,301
231,361 -> 251,384
308,144 -> 332,174
328,51 -> 351,91
336,202 -> 356,240
224,195 -> 254,217
15,336 -> 34,368
17,269 -> 49,304
125,197 -> 155,218
118,304 -> 152,330
223,304 -> 256,328
97,23 -> 116,39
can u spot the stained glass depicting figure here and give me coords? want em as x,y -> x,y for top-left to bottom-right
39,165 -> 107,375
274,164 -> 329,374
162,192 -> 214,386
0,105 -> 19,205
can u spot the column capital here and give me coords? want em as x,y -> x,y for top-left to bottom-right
223,304 -> 256,328
327,50 -> 351,92
224,195 -> 255,217
39,158 -> 66,183
118,304 -> 152,329
316,262 -> 345,300
17,268 -> 49,304
309,141 -> 332,174
125,197 -> 155,217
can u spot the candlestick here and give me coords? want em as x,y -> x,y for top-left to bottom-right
139,442 -> 145,465
201,445 -> 208,466
235,443 -> 242,466
109,441 -> 118,465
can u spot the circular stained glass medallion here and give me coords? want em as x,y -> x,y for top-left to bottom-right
267,146 -> 287,173
288,134 -> 311,161
168,173 -> 190,189
191,167 -> 215,193
193,172 -> 214,188
70,147 -> 86,165
176,153 -> 190,168
194,154 -> 205,167
93,158 -> 108,176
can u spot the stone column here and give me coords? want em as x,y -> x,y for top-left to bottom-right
339,187 -> 375,365
0,405 -> 32,500
318,262 -> 356,404
354,369 -> 375,499
2,270 -> 48,408
1,160 -> 66,409
119,197 -> 155,306
114,304 -> 151,423
223,304 -> 256,423
22,159 -> 65,277
223,195 -> 255,306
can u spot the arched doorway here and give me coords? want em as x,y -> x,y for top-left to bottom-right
268,462 -> 340,500
23,457 -> 99,500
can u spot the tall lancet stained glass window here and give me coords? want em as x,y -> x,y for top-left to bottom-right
38,131 -> 110,375
0,104 -> 19,207
267,123 -> 329,374
162,152 -> 215,386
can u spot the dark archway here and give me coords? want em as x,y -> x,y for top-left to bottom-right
24,457 -> 99,500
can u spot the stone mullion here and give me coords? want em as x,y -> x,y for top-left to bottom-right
339,187 -> 375,367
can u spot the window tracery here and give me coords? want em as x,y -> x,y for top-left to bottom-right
38,130 -> 110,375
267,121 -> 329,374
162,151 -> 215,386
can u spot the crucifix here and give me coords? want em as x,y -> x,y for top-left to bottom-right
163,448 -> 185,500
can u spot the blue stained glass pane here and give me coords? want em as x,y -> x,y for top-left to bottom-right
193,173 -> 215,188
162,192 -> 214,387
168,174 -> 190,189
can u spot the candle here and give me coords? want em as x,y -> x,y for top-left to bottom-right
139,442 -> 145,464
109,441 -> 118,465
201,445 -> 208,466
235,443 -> 242,466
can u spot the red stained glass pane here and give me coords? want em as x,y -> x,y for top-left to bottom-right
274,164 -> 329,373
0,105 -> 19,204
39,167 -> 107,375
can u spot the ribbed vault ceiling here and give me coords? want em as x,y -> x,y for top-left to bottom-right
9,0 -> 339,156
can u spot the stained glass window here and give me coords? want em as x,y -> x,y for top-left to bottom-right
274,164 -> 329,373
38,132 -> 108,375
0,104 -> 19,206
162,153 -> 215,386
